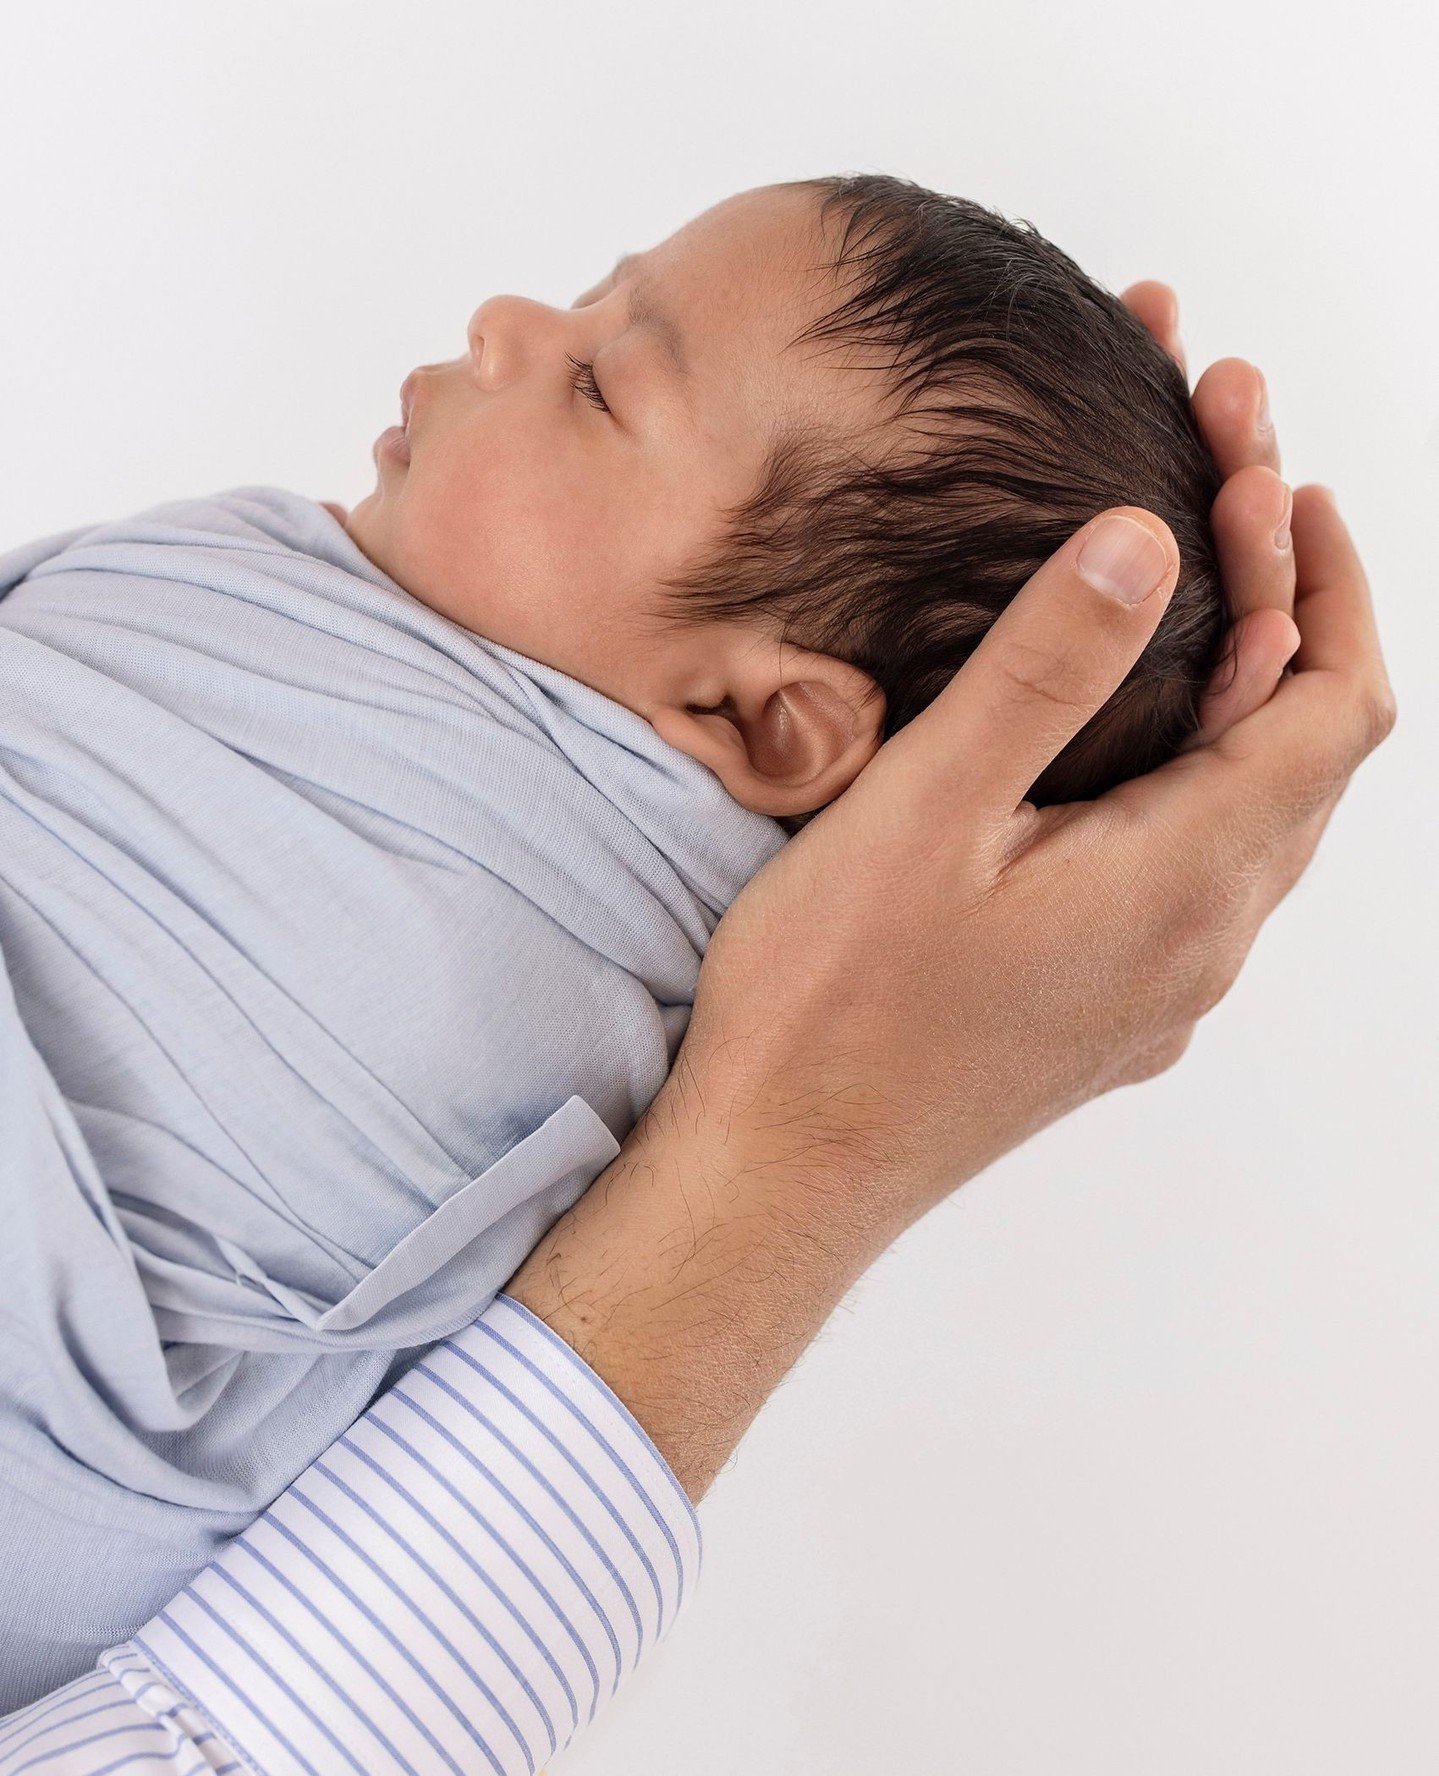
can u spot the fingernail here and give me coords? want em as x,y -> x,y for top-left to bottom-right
1077,515 -> 1170,605
1274,484 -> 1293,551
1255,372 -> 1272,435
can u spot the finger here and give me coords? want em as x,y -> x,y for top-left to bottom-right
879,507 -> 1178,820
1132,485 -> 1394,842
1192,358 -> 1281,479
1185,464 -> 1301,744
1287,486 -> 1389,688
1211,464 -> 1296,622
1184,606 -> 1300,748
1120,280 -> 1186,376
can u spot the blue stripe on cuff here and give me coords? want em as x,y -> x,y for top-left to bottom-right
119,1293 -> 703,1776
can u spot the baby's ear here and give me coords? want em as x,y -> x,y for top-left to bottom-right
651,649 -> 885,817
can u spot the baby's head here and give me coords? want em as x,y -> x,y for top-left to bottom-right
345,174 -> 1226,820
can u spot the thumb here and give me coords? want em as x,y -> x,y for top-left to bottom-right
879,508 -> 1179,821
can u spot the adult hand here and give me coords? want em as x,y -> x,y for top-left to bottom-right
676,302 -> 1392,1225
510,307 -> 1395,1498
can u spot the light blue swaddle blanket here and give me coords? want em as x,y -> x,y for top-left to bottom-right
0,485 -> 786,1705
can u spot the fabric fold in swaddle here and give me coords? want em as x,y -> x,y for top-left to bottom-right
0,486 -> 785,1704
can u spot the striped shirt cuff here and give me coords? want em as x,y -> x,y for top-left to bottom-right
0,1652 -> 240,1775
119,1294 -> 701,1776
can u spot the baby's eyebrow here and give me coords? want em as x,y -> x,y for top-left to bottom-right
609,253 -> 692,389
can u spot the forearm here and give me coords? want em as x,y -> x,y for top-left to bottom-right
506,1048 -> 908,1503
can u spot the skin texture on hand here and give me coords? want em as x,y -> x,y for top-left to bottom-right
506,291 -> 1396,1502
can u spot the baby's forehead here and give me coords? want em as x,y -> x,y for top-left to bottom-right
591,186 -> 890,443
647,185 -> 833,313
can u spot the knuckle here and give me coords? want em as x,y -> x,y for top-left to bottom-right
992,638 -> 1094,716
1151,888 -> 1247,1021
1123,1026 -> 1195,1085
1161,906 -> 1214,983
1333,679 -> 1398,768
1273,831 -> 1319,903
1191,956 -> 1240,1019
1364,684 -> 1399,750
1159,859 -> 1242,961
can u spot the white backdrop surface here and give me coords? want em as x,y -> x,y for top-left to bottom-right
2,3 -> 1435,1771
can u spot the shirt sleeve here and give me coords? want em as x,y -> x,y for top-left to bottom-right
0,1294 -> 702,1776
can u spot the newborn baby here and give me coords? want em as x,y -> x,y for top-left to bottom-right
0,173 -> 1224,1703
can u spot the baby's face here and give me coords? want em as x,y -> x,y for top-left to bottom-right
344,184 -> 882,731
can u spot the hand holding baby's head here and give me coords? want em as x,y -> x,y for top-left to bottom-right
346,176 -> 1223,822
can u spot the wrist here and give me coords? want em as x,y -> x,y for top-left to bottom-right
505,1049 -> 897,1501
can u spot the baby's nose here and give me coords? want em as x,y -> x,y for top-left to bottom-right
467,294 -> 566,386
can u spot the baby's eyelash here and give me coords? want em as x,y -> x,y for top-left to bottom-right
565,353 -> 610,414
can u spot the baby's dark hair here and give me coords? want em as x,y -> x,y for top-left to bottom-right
656,173 -> 1230,807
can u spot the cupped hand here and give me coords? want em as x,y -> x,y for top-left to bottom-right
673,304 -> 1395,1244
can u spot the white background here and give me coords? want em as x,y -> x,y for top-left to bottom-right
2,3 -> 1435,1770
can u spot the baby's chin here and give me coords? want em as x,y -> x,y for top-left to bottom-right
335,493 -> 390,577
337,497 -> 430,609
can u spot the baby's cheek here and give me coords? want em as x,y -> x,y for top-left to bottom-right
401,509 -> 546,650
